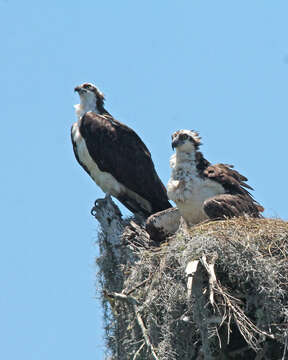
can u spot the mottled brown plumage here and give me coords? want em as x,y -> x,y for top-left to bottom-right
202,163 -> 264,218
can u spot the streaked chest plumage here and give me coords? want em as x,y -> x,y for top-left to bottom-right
167,158 -> 225,225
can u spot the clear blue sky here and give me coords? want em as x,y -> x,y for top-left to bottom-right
1,1 -> 287,359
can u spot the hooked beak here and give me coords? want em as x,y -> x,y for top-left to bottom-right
74,86 -> 86,94
172,138 -> 180,150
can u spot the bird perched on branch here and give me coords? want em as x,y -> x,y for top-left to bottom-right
167,130 -> 263,226
71,82 -> 171,217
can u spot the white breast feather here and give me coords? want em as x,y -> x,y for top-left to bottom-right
167,154 -> 225,225
71,123 -> 124,196
72,122 -> 152,213
169,154 -> 176,168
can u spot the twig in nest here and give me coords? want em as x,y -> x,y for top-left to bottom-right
104,290 -> 159,360
199,255 -> 274,351
103,290 -> 140,306
221,289 -> 274,350
133,341 -> 145,360
123,275 -> 152,296
201,254 -> 218,306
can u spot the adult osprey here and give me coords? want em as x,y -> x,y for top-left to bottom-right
71,82 -> 171,217
167,130 -> 263,226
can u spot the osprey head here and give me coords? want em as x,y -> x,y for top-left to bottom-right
171,130 -> 202,152
74,82 -> 105,111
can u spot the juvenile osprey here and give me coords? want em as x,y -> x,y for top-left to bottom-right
167,130 -> 263,226
146,207 -> 181,242
71,83 -> 171,217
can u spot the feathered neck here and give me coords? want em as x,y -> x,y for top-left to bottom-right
171,149 -> 210,175
175,149 -> 197,164
74,102 -> 99,121
74,92 -> 102,122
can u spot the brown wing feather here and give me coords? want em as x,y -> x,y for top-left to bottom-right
202,162 -> 264,216
203,194 -> 263,219
79,112 -> 171,214
204,163 -> 254,193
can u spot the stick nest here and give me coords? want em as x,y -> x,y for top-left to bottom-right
94,200 -> 288,360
